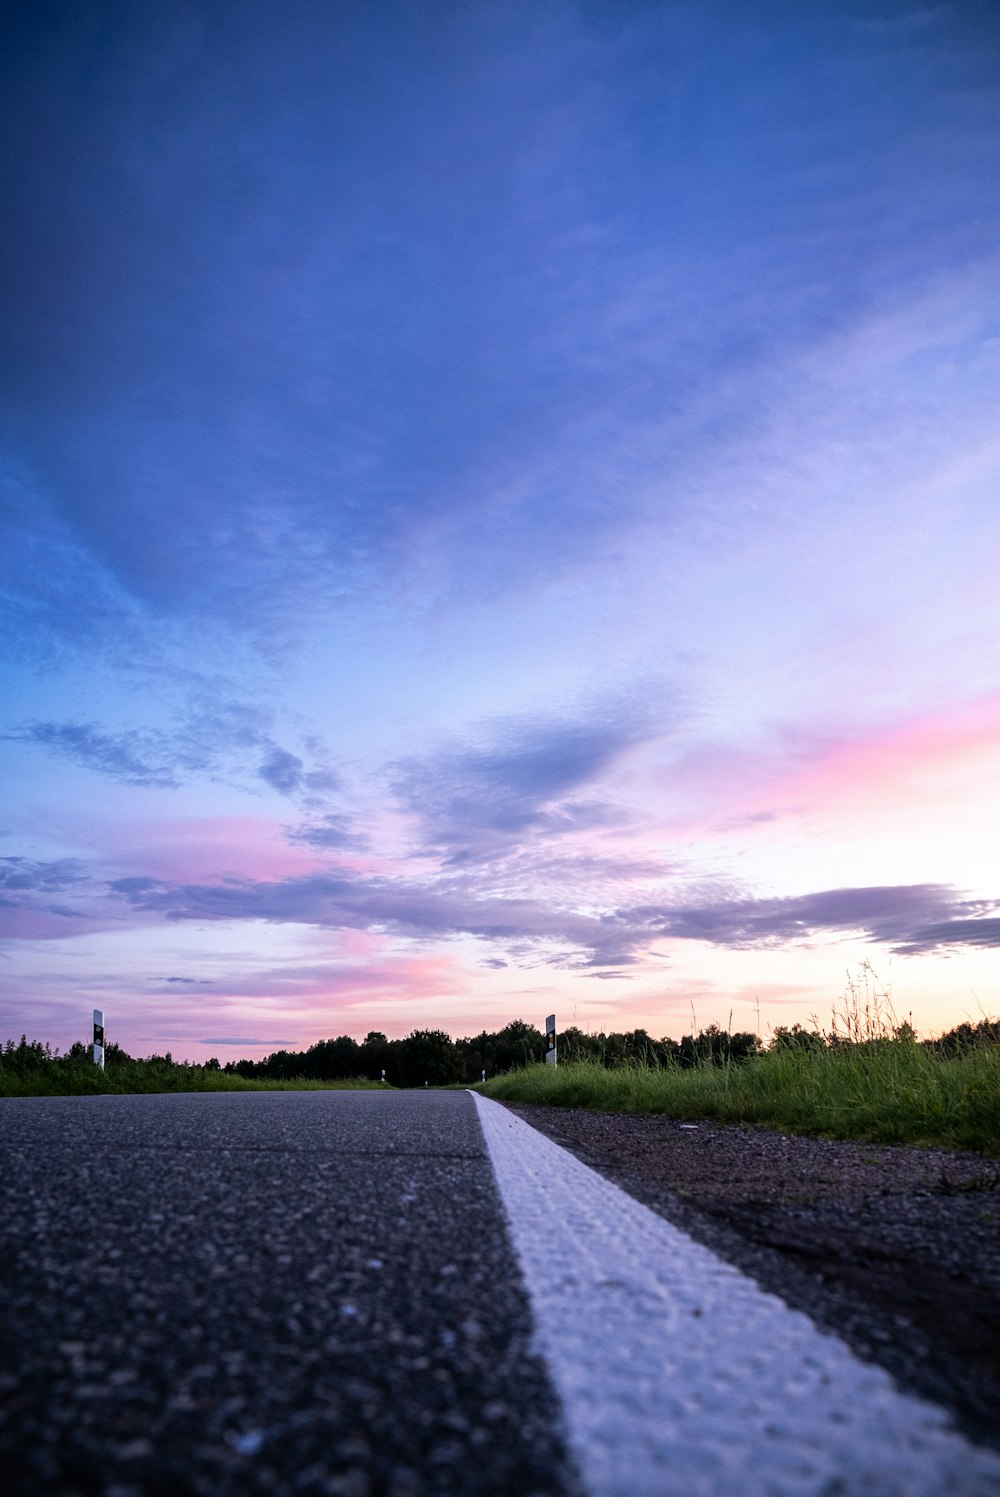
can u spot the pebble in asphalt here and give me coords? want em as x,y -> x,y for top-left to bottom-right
0,1090 -> 580,1497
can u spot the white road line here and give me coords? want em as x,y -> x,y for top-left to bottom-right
473,1093 -> 1000,1497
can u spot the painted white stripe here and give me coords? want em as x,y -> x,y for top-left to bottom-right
473,1092 -> 1000,1497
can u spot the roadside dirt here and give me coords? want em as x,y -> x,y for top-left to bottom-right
504,1103 -> 1000,1452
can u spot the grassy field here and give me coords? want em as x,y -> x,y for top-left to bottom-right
0,1072 -> 388,1097
479,1042 -> 1000,1156
0,1045 -> 389,1098
0,1074 -> 388,1097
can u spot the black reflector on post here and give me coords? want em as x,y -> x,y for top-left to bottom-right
92,1008 -> 105,1071
545,1013 -> 557,1066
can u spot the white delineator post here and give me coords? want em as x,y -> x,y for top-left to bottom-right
92,1009 -> 105,1070
545,1013 -> 557,1066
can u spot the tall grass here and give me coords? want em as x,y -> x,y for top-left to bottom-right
479,1041 -> 1000,1156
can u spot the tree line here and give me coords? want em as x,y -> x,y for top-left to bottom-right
0,1020 -> 763,1090
221,1020 -> 767,1086
2,1014 -> 997,1093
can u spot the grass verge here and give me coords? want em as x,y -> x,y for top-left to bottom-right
0,1067 -> 388,1098
478,1044 -> 1000,1156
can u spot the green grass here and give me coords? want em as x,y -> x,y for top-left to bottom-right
0,1064 -> 389,1098
0,1036 -> 397,1097
478,1042 -> 1000,1156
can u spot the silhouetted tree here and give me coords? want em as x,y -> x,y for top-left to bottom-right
489,1020 -> 545,1073
306,1035 -> 361,1079
678,1024 -> 761,1067
555,1026 -> 597,1064
359,1031 -> 393,1081
398,1029 -> 462,1087
933,1017 -> 1000,1056
770,1024 -> 825,1053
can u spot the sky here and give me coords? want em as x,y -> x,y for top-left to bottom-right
2,0 -> 1000,1061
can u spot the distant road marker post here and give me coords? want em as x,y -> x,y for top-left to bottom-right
545,1014 -> 557,1066
92,1009 -> 105,1071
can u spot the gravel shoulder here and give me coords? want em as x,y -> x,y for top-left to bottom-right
503,1103 -> 1000,1452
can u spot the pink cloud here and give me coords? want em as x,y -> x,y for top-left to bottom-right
636,694 -> 1000,840
114,816 -> 322,883
147,947 -> 474,1048
768,696 -> 1000,830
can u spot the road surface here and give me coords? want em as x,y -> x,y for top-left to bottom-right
2,1089 -> 999,1495
0,1090 -> 571,1496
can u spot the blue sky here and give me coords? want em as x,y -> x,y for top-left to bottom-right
3,0 -> 1000,1057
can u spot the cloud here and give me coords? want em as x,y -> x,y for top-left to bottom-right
0,856 -> 97,937
100,813 -> 1000,978
107,866 -> 637,968
0,1 -> 640,642
0,468 -> 166,671
107,870 -> 1000,969
3,709 -> 257,788
0,857 -> 88,893
3,0 -> 998,686
258,747 -> 306,795
392,695 -> 667,858
258,748 -> 341,801
5,722 -> 181,787
199,1037 -> 294,1047
183,692 -> 273,753
11,846 -> 996,972
621,884 -> 1000,956
7,701 -> 340,803
890,916 -> 1000,956
287,813 -> 368,851
396,725 -> 625,831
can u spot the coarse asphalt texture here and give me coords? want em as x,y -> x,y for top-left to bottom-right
5,1088 -> 1000,1497
0,1090 -> 578,1497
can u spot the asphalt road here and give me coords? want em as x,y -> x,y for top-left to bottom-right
6,1089 -> 1000,1497
0,1090 -> 576,1497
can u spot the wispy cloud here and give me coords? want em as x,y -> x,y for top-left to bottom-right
258,747 -> 340,800
0,856 -> 97,938
258,747 -> 307,795
890,917 -> 1000,957
107,866 -> 1000,968
622,885 -> 1000,956
392,694 -> 669,859
0,856 -> 89,894
7,705 -> 340,804
200,1037 -> 294,1047
107,866 -> 637,968
5,722 -> 182,787
287,813 -> 368,851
